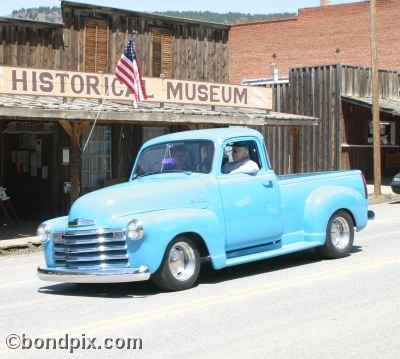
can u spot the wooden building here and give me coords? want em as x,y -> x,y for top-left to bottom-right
0,1 -> 317,221
264,64 -> 400,180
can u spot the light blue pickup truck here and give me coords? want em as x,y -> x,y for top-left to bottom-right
37,128 -> 374,291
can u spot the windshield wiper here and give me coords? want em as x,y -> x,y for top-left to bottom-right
162,170 -> 192,175
133,169 -> 192,180
132,171 -> 160,179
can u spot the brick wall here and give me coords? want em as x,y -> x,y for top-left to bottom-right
229,0 -> 400,84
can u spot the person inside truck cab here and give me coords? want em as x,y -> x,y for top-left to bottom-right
196,144 -> 213,173
173,145 -> 192,171
222,141 -> 259,174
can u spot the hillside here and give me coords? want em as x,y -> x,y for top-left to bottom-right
9,7 -> 295,24
10,7 -> 61,23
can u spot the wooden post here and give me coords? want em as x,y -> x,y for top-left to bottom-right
370,0 -> 381,195
0,130 -> 4,185
289,127 -> 300,173
70,122 -> 81,205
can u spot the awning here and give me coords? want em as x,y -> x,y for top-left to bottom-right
0,94 -> 319,127
342,95 -> 400,116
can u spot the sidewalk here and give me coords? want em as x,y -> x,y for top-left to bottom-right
0,220 -> 41,251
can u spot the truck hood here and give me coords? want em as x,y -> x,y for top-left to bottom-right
68,176 -> 209,227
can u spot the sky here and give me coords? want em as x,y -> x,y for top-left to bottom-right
0,0 -> 366,17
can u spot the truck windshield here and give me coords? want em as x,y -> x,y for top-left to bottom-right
133,140 -> 214,178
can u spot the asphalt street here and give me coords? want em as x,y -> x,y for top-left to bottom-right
0,200 -> 399,359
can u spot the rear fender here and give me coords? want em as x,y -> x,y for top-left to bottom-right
303,186 -> 368,241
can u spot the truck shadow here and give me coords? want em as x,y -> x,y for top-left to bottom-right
38,280 -> 162,298
37,250 -> 317,297
199,245 -> 363,285
38,246 -> 364,297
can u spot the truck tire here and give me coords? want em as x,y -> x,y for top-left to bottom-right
316,210 -> 354,259
152,236 -> 200,291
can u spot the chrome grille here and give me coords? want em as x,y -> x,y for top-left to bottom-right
53,229 -> 129,270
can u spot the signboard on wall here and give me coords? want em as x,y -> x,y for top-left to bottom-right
3,121 -> 57,134
0,66 -> 272,110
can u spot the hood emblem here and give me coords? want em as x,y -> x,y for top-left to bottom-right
189,198 -> 208,204
69,218 -> 96,227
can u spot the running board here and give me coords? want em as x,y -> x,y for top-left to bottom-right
225,241 -> 322,267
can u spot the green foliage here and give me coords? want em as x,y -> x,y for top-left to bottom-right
153,10 -> 295,24
9,6 -> 295,24
10,6 -> 62,22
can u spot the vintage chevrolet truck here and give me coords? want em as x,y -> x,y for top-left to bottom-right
37,128 -> 374,291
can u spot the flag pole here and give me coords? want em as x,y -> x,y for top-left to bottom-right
81,85 -> 111,153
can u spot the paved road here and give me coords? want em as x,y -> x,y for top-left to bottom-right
1,201 -> 400,359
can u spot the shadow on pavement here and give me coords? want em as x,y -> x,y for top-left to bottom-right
38,280 -> 161,298
38,246 -> 364,297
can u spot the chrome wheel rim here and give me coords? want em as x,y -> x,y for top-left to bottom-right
168,242 -> 196,281
330,217 -> 350,249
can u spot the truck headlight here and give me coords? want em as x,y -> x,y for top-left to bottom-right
126,220 -> 144,240
37,223 -> 51,243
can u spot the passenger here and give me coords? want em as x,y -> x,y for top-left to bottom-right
173,146 -> 192,170
197,145 -> 213,173
222,142 -> 259,174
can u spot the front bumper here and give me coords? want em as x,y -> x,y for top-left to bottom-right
37,266 -> 150,284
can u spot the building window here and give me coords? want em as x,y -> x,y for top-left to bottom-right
152,31 -> 172,78
81,126 -> 112,193
368,122 -> 396,145
84,18 -> 109,72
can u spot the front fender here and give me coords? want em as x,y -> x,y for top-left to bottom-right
121,208 -> 226,273
303,186 -> 368,241
41,216 -> 69,267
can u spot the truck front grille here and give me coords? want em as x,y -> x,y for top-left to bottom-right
53,229 -> 129,270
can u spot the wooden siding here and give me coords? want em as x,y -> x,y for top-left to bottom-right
61,4 -> 229,82
265,65 -> 342,175
0,5 -> 229,83
267,64 -> 400,178
0,20 -> 65,69
342,65 -> 400,100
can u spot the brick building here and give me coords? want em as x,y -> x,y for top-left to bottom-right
229,0 -> 400,84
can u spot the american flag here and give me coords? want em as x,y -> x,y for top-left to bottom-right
115,37 -> 147,108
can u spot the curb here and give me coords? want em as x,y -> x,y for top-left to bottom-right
0,236 -> 41,250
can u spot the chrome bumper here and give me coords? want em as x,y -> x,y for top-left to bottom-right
37,266 -> 150,284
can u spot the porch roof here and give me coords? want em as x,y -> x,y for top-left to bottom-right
0,94 -> 319,127
342,95 -> 400,117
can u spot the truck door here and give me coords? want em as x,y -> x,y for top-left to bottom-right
217,139 -> 283,252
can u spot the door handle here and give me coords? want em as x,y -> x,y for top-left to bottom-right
262,179 -> 273,187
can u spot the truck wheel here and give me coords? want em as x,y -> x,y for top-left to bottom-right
316,210 -> 354,259
152,236 -> 200,291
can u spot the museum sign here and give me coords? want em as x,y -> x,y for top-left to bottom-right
0,66 -> 272,110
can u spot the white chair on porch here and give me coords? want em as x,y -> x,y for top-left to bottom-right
0,187 -> 19,226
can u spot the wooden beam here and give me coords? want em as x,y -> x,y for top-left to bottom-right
79,121 -> 90,136
370,0 -> 382,195
0,130 -> 4,184
289,127 -> 300,173
70,122 -> 81,205
58,120 -> 72,137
